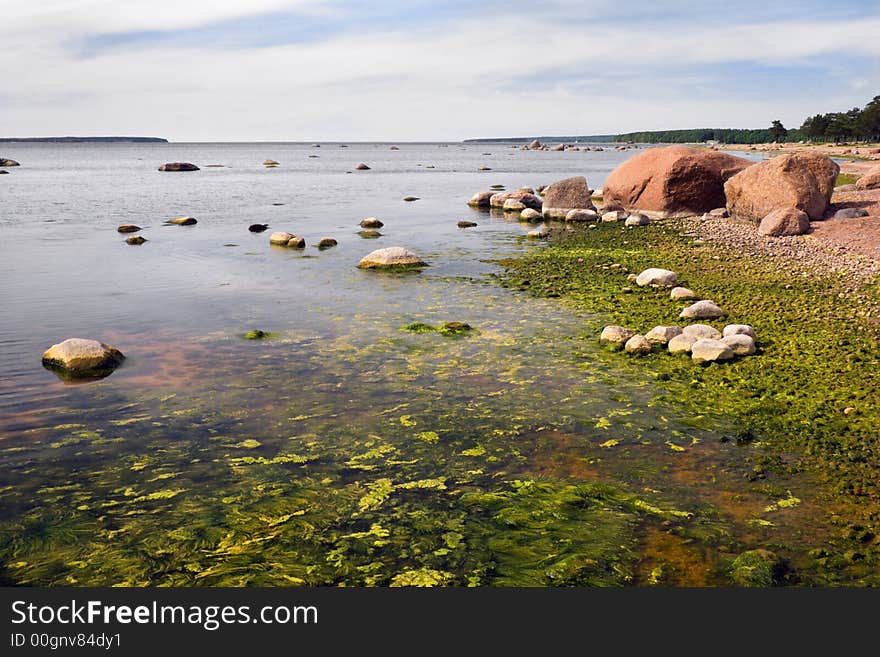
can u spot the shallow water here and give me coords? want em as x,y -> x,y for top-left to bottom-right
0,142 -> 807,586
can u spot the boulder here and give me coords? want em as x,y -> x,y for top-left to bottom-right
467,191 -> 495,208
600,325 -> 636,349
757,208 -> 810,237
269,231 -> 295,245
527,139 -> 542,149
0,158 -> 20,166
691,339 -> 735,364
722,334 -> 756,355
635,268 -> 677,287
854,166 -> 880,190
833,207 -> 869,219
357,247 -> 427,269
355,163 -> 371,170
42,338 -> 124,378
248,223 -> 269,232
117,224 -> 141,233
670,286 -> 698,301
724,152 -> 839,220
165,216 -> 197,225
503,199 -> 526,212
526,229 -> 548,239
668,333 -> 697,355
602,210 -> 627,223
680,300 -> 726,319
158,162 -> 199,171
318,237 -> 338,249
565,209 -> 598,222
682,324 -> 722,340
602,146 -> 752,215
624,213 -> 650,227
645,326 -> 682,345
541,176 -> 595,219
360,217 -> 384,228
624,335 -> 652,355
490,190 -> 542,210
520,208 -> 543,222
723,324 -> 756,339
263,159 -> 279,166
125,236 -> 147,245
550,143 -> 565,151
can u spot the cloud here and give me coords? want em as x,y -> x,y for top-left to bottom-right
1,1 -> 878,139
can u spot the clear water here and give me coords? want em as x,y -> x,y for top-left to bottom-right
0,143 -> 809,586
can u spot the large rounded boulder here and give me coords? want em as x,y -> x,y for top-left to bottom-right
42,338 -> 125,379
541,176 -> 595,220
357,247 -> 427,270
854,165 -> 880,191
602,146 -> 753,215
724,152 -> 839,220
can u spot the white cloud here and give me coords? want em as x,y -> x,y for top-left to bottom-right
1,4 -> 878,140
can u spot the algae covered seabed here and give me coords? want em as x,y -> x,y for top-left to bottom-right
2,143 -> 876,586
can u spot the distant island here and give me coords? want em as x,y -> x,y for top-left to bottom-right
464,135 -> 616,144
0,136 -> 168,143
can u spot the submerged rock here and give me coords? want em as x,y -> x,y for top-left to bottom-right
158,162 -> 199,171
691,339 -> 734,363
729,549 -> 787,587
42,338 -> 124,379
117,224 -> 141,233
165,216 -> 197,225
680,300 -> 726,320
358,230 -> 382,238
635,268 -> 677,287
357,246 -> 427,270
438,321 -> 473,335
600,325 -> 636,349
243,329 -> 270,340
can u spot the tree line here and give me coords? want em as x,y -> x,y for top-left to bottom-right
613,94 -> 880,144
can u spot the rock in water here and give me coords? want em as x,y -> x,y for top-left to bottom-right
158,162 -> 199,171
248,224 -> 269,232
600,325 -> 636,349
541,176 -> 595,220
602,146 -> 752,215
357,247 -> 427,270
269,231 -> 294,245
757,208 -> 810,237
165,216 -> 197,225
635,268 -> 677,287
722,334 -> 756,355
489,190 -> 542,211
360,217 -> 384,228
358,230 -> 382,238
682,324 -> 722,340
680,300 -> 727,319
467,191 -> 494,208
117,224 -> 141,233
0,158 -> 21,166
624,335 -> 652,355
318,237 -> 338,249
520,208 -> 543,222
403,196 -> 419,202
724,152 -> 838,220
126,236 -> 147,245
355,163 -> 371,170
41,338 -> 124,379
503,199 -> 526,212
457,221 -> 478,228
691,339 -> 735,363
263,159 -> 279,166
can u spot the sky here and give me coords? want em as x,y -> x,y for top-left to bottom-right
1,0 -> 879,141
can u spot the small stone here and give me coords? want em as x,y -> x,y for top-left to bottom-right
117,224 -> 141,233
360,217 -> 384,228
621,287 -> 633,293
670,286 -> 698,300
165,216 -> 197,225
635,268 -> 677,287
526,229 -> 548,239
843,407 -> 856,415
403,196 -> 419,202
668,334 -> 697,355
624,335 -> 652,355
158,162 -> 199,172
602,210 -> 627,223
125,236 -> 147,245
721,334 -> 756,355
691,339 -> 735,363
457,221 -> 478,228
566,209 -> 598,222
627,273 -> 638,282
709,207 -> 729,218
600,325 -> 636,349
680,300 -> 726,319
624,213 -> 650,227
723,324 -> 756,340
645,326 -> 683,345
263,159 -> 279,166
833,207 -> 869,220
682,324 -> 722,340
